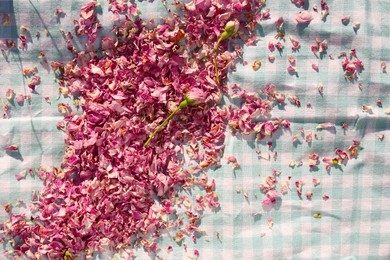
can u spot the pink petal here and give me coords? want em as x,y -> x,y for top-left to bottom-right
316,122 -> 335,129
15,170 -> 27,181
4,145 -> 19,151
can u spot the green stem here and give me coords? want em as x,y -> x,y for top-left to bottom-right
214,37 -> 223,85
144,100 -> 188,147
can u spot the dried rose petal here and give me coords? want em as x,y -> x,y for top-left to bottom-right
322,195 -> 329,200
313,213 -> 322,218
320,0 -> 329,20
287,65 -> 297,74
306,191 -> 313,200
268,54 -> 275,62
381,62 -> 387,73
252,60 -> 262,71
291,0 -> 305,8
5,88 -> 15,101
316,122 -> 335,129
267,216 -> 273,229
15,170 -> 27,181
268,41 -> 275,52
4,145 -> 19,152
353,21 -> 360,32
341,16 -> 350,25
275,41 -> 283,51
312,63 -> 319,71
378,134 -> 384,141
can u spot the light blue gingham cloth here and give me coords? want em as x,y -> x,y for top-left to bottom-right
0,0 -> 389,259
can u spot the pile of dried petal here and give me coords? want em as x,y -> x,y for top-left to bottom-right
0,0 -> 269,258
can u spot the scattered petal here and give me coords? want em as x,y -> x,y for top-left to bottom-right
15,170 -> 27,181
316,122 -> 335,129
4,145 -> 19,152
252,60 -> 262,71
313,213 -> 322,218
341,16 -> 350,25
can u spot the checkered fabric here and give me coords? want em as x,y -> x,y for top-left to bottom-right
0,0 -> 389,259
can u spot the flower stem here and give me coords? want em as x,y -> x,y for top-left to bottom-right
144,100 -> 188,147
214,38 -> 223,85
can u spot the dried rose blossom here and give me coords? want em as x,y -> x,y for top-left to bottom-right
341,16 -> 350,25
295,10 -> 313,25
378,134 -> 384,141
313,178 -> 320,187
341,122 -> 348,129
376,99 -> 382,107
313,4 -> 318,12
306,191 -> 313,200
252,60 -> 262,71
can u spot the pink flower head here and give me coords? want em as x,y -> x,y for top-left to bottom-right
295,10 -> 313,25
223,20 -> 240,37
185,88 -> 207,106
